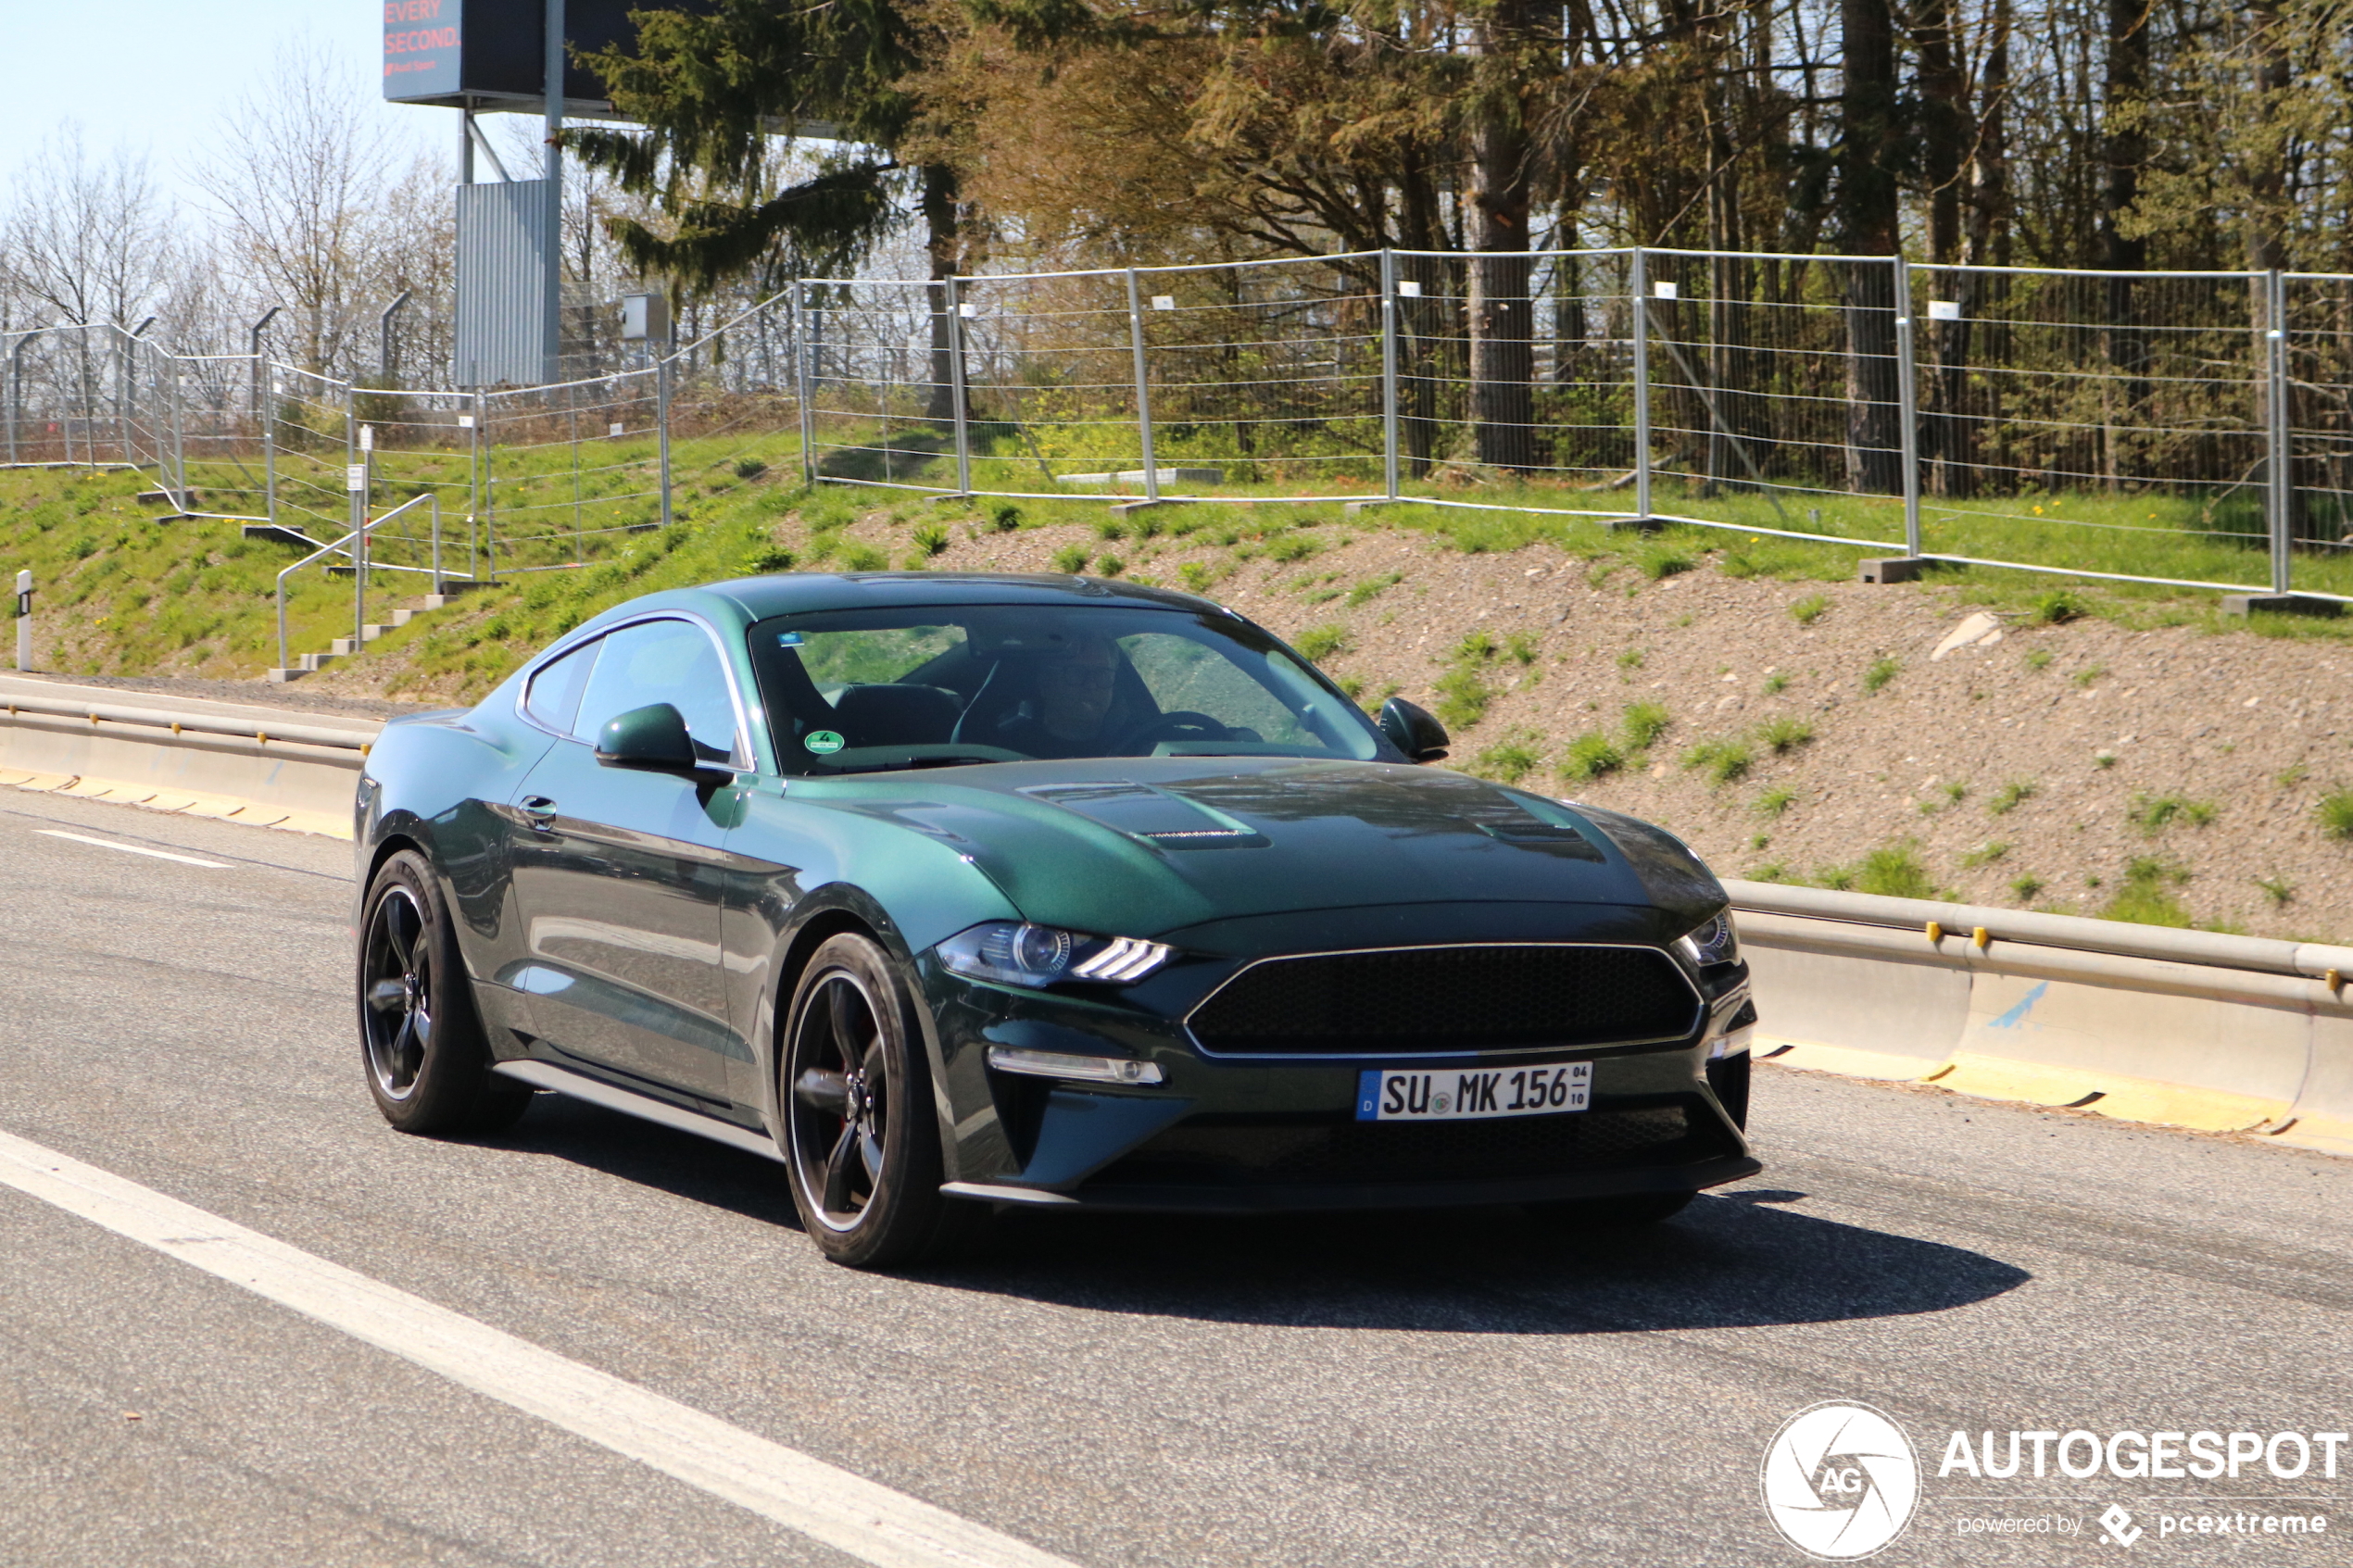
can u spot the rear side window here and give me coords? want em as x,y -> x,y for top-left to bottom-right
572,618 -> 744,762
523,638 -> 600,734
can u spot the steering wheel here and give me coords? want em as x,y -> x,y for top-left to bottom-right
1118,710 -> 1232,751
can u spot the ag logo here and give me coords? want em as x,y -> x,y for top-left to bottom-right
1760,1401 -> 1920,1560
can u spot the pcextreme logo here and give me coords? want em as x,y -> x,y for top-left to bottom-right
1761,1401 -> 1922,1560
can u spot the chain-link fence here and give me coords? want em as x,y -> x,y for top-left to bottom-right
12,247 -> 2353,671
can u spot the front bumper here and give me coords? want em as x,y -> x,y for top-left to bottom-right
922,949 -> 1757,1213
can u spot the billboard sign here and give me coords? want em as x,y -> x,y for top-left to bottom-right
383,0 -> 463,101
384,0 -> 715,114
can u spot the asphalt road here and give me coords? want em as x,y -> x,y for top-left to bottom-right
1,790 -> 2347,1567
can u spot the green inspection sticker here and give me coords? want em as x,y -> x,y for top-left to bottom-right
806,730 -> 846,755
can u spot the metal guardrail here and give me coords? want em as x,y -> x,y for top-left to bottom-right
0,692 -> 373,753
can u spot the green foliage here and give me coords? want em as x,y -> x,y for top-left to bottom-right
1762,672 -> 1789,694
912,522 -> 951,557
1620,701 -> 1672,751
1853,842 -> 1935,899
2072,662 -> 2108,688
734,458 -> 768,480
1292,623 -> 1350,662
1265,533 -> 1319,563
1434,665 -> 1497,730
1755,714 -> 1813,753
1616,646 -> 1644,671
1863,656 -> 1900,692
988,501 -> 1024,532
1471,730 -> 1544,783
1754,784 -> 1796,817
2029,587 -> 2087,625
1640,545 -> 1695,581
2255,875 -> 2295,907
1789,594 -> 1828,626
1504,631 -> 1540,665
840,543 -> 889,571
1346,571 -> 1402,607
1680,736 -> 1753,785
1177,560 -> 1225,594
743,545 -> 797,574
2024,648 -> 2054,671
2009,873 -> 2045,901
2098,857 -> 2193,926
2316,790 -> 2353,841
1959,841 -> 2009,869
2128,793 -> 2219,834
1096,553 -> 1126,576
1988,779 -> 2036,815
1096,518 -> 1128,541
1051,545 -> 1091,574
1558,731 -> 1624,781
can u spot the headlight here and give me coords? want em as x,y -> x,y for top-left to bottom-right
1675,912 -> 1740,968
936,922 -> 1175,987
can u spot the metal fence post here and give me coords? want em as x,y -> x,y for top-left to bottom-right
1894,256 -> 1923,558
167,345 -> 185,502
347,395 -> 365,646
481,394 -> 497,583
1379,249 -> 1401,502
794,284 -> 818,489
2265,269 -> 2292,596
656,349 -> 674,530
946,274 -> 973,496
1124,268 -> 1159,504
1630,247 -> 1653,520
5,332 -> 23,466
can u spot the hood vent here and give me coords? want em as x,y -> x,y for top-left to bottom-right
1020,782 -> 1268,850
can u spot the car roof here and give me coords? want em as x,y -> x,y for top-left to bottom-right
707,571 -> 1227,621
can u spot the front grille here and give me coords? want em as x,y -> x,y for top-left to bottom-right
1187,944 -> 1700,1057
1088,1103 -> 1711,1188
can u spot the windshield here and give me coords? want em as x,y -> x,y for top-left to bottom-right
745,603 -> 1394,775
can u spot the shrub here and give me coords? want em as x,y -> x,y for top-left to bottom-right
839,544 -> 889,571
734,458 -> 768,480
2029,587 -> 2087,625
742,546 -> 797,574
1096,554 -> 1126,577
1755,715 -> 1813,753
1177,561 -> 1223,594
912,523 -> 951,557
1051,546 -> 1091,574
1293,623 -> 1350,662
1621,701 -> 1672,751
1559,732 -> 1624,782
988,501 -> 1023,532
1096,519 -> 1127,541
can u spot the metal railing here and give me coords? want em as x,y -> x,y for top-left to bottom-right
12,248 -> 2353,607
273,492 -> 441,672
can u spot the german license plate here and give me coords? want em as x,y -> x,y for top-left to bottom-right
1354,1061 -> 1592,1122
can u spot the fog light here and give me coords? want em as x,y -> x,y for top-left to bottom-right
986,1047 -> 1165,1085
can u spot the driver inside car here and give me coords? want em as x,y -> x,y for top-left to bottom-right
991,634 -> 1131,759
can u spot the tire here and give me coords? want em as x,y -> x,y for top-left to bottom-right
358,849 -> 535,1136
780,933 -> 991,1268
1530,1192 -> 1693,1230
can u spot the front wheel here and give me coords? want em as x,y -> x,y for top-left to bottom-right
781,933 -> 988,1268
358,849 -> 533,1135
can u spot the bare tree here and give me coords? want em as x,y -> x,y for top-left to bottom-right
0,125 -> 176,328
192,38 -> 405,377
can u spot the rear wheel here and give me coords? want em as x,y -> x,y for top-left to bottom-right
359,849 -> 533,1135
782,933 -> 989,1268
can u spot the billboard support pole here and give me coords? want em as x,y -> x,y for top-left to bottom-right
543,0 -> 565,384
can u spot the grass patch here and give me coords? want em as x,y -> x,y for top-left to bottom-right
2098,856 -> 2193,926
1470,730 -> 1545,783
1754,785 -> 1797,818
912,522 -> 951,558
1681,736 -> 1754,785
2009,872 -> 2045,901
2319,790 -> 2353,841
1762,672 -> 1789,695
1292,623 -> 1350,662
2128,793 -> 2219,834
1051,545 -> 1091,574
1345,571 -> 1402,606
1620,701 -> 1672,752
1862,656 -> 1900,693
2255,875 -> 2295,907
1789,594 -> 1829,626
1959,841 -> 2009,869
1987,779 -> 2036,816
1558,731 -> 1624,782
2028,587 -> 2088,625
2024,648 -> 2053,671
1755,714 -> 1814,754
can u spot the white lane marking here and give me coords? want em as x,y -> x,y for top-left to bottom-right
34,829 -> 230,869
0,1129 -> 1078,1568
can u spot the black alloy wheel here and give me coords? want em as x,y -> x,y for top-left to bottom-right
781,933 -> 988,1267
357,849 -> 533,1135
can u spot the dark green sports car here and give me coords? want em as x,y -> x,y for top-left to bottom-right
354,572 -> 1758,1266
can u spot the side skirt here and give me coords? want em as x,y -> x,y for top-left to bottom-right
492,1060 -> 786,1165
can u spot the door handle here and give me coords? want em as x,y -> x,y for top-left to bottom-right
522,796 -> 558,831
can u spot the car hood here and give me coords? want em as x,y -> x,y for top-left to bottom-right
797,757 -> 1725,942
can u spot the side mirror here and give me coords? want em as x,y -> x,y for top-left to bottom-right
595,702 -> 700,773
1378,696 -> 1451,762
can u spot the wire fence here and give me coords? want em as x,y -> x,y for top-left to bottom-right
9,248 -> 2353,648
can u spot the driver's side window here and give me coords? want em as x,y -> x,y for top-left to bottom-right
1118,633 -> 1309,744
572,618 -> 744,761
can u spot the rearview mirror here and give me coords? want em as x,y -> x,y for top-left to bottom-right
1378,696 -> 1450,762
595,702 -> 701,773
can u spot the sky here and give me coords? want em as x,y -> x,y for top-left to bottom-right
6,3 -> 459,210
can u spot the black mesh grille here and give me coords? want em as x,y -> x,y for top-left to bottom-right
1188,945 -> 1699,1056
1088,1104 -> 1709,1188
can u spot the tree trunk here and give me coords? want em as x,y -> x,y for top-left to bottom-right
1467,0 -> 1538,474
2100,0 -> 2151,481
1839,0 -> 1903,494
921,163 -> 960,424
